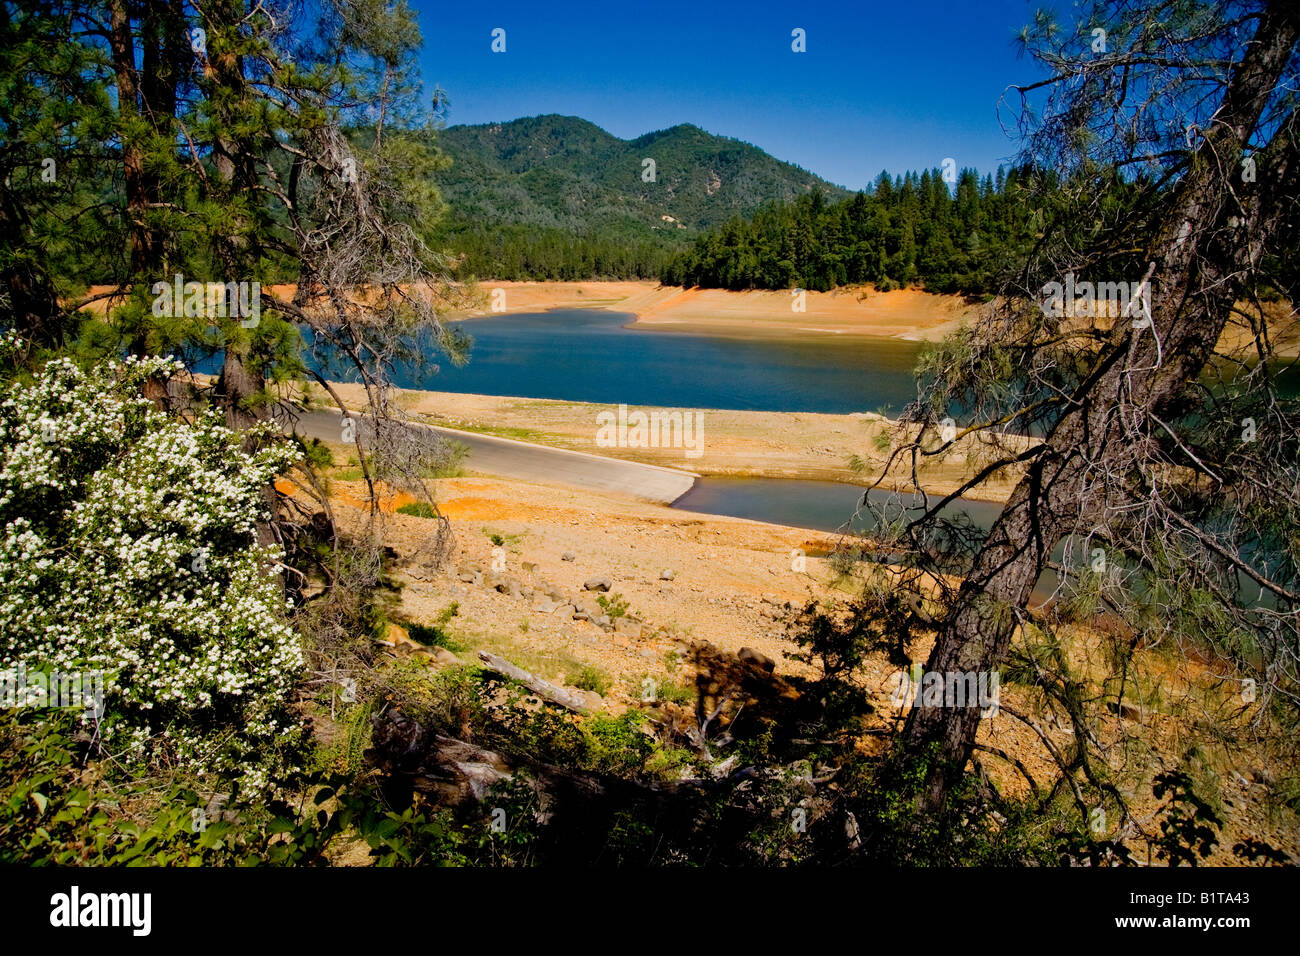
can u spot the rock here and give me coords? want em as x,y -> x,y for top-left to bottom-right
583,576 -> 612,592
531,595 -> 558,613
738,647 -> 776,673
547,588 -> 566,603
659,569 -> 676,581
573,608 -> 592,622
522,561 -> 537,574
432,648 -> 460,666
458,570 -> 482,586
638,648 -> 656,659
595,614 -> 613,630
1106,700 -> 1141,721
561,552 -> 576,562
614,617 -> 642,639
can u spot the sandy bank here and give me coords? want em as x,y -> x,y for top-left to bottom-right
451,280 -> 976,341
76,279 -> 1296,354
302,382 -> 1028,505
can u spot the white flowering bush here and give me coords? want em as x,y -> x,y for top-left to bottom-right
0,351 -> 303,788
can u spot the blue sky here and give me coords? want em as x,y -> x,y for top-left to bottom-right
412,0 -> 1055,190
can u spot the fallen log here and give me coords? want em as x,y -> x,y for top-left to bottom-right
476,650 -> 593,713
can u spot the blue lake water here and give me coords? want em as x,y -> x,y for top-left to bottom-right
673,477 -> 1006,533
392,309 -> 925,415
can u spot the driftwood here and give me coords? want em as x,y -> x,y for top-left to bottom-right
476,650 -> 592,713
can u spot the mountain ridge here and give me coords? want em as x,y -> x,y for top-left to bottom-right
434,113 -> 850,237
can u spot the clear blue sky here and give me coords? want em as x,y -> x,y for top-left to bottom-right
412,0 -> 1055,191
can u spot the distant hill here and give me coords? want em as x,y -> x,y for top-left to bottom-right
432,115 -> 850,280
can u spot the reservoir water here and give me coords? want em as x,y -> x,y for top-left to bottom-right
395,309 -> 924,415
673,476 -> 1006,534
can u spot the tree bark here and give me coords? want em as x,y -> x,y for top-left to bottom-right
898,2 -> 1300,814
107,0 -> 152,282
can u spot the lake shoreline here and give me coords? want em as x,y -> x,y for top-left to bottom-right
446,279 -> 1300,357
447,279 -> 978,341
297,380 -> 1026,505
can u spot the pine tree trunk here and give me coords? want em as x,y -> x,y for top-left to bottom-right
898,2 -> 1300,814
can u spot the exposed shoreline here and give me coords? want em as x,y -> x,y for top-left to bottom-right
447,279 -> 1300,357
448,279 -> 979,341
300,381 -> 1026,505
78,278 -> 1298,355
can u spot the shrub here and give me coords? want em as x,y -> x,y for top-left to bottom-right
596,593 -> 630,619
571,665 -> 610,696
0,354 -> 302,788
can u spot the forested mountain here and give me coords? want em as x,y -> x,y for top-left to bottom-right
432,115 -> 850,279
432,116 -> 1039,294
664,166 -> 1040,295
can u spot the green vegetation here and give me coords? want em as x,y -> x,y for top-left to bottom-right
397,501 -> 439,518
2,0 -> 1296,873
596,593 -> 631,619
570,665 -> 611,696
433,114 -> 848,281
665,166 -> 1039,295
403,604 -> 465,653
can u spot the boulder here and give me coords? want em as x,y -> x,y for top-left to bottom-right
659,569 -> 676,581
614,617 -> 642,639
738,647 -> 776,673
583,576 -> 612,592
561,551 -> 576,562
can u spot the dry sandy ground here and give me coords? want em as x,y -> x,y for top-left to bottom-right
444,280 -> 1300,356
450,280 -> 977,341
323,468 -> 1299,863
380,475 -> 839,696
308,382 -> 1030,504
